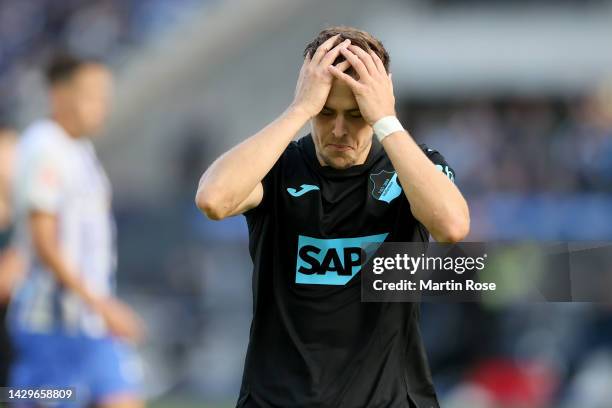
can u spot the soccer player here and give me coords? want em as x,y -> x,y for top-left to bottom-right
196,27 -> 470,407
8,54 -> 145,408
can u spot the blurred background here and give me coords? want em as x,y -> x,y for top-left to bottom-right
2,0 -> 612,407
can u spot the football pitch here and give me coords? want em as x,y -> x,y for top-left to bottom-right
150,400 -> 233,408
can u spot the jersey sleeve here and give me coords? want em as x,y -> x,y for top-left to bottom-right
243,148 -> 284,219
260,157 -> 282,212
22,145 -> 66,214
419,144 -> 456,183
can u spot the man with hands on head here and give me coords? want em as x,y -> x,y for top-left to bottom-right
197,27 -> 469,408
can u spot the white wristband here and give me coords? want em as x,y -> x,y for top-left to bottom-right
372,116 -> 404,143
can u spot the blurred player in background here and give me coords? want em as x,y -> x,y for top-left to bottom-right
7,54 -> 146,408
0,122 -> 20,387
197,27 -> 469,407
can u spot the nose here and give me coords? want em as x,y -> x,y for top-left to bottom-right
332,115 -> 348,138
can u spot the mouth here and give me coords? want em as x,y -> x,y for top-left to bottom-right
327,143 -> 354,152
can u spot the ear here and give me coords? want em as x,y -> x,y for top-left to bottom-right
49,84 -> 67,104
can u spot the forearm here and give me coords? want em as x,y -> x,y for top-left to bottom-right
196,105 -> 310,216
0,247 -> 23,303
40,247 -> 100,307
30,214 -> 101,309
0,184 -> 10,229
382,131 -> 470,242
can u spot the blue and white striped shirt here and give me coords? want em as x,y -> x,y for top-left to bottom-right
9,119 -> 116,337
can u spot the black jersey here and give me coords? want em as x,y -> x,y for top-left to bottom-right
240,134 -> 454,408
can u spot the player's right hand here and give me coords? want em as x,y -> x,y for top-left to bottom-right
96,297 -> 146,344
291,35 -> 351,118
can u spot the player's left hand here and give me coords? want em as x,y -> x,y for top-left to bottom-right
328,45 -> 396,126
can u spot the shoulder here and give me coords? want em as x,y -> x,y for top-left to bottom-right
19,120 -> 69,159
286,138 -> 304,156
276,136 -> 311,168
418,143 -> 443,160
21,119 -> 64,141
15,122 -> 72,183
418,143 -> 455,182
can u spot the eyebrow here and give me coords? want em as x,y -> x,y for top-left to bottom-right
323,106 -> 361,113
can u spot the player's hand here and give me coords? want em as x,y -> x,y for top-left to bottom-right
291,35 -> 352,118
95,297 -> 146,344
328,45 -> 396,125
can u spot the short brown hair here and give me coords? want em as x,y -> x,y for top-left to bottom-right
45,52 -> 102,86
303,26 -> 390,75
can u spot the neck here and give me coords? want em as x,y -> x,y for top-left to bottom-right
51,113 -> 81,139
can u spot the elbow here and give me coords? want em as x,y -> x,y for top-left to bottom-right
432,208 -> 470,243
442,199 -> 471,243
443,221 -> 470,243
195,187 -> 230,221
439,213 -> 470,243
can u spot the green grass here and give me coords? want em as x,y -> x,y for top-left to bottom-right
149,399 -> 233,408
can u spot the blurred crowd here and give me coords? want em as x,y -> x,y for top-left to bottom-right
398,89 -> 612,240
405,91 -> 612,195
0,0 -> 207,120
429,0 -> 612,6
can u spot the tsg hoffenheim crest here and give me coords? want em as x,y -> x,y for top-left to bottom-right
369,170 -> 402,203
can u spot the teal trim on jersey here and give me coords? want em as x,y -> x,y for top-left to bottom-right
435,164 -> 455,183
287,184 -> 320,197
295,233 -> 389,285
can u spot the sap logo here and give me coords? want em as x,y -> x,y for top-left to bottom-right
370,170 -> 402,203
287,184 -> 320,197
295,233 -> 388,285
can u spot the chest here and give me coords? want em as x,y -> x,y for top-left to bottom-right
277,164 -> 407,238
63,147 -> 111,215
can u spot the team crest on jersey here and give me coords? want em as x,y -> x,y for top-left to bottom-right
369,170 -> 402,203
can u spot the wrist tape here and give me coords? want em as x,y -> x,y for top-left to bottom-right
373,116 -> 404,143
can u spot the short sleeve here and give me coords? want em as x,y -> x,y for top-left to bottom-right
243,153 -> 282,219
22,146 -> 66,213
420,144 -> 456,183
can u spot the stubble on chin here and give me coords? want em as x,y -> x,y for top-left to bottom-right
321,152 -> 356,169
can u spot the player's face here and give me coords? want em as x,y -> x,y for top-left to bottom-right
311,79 -> 373,169
67,64 -> 113,136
